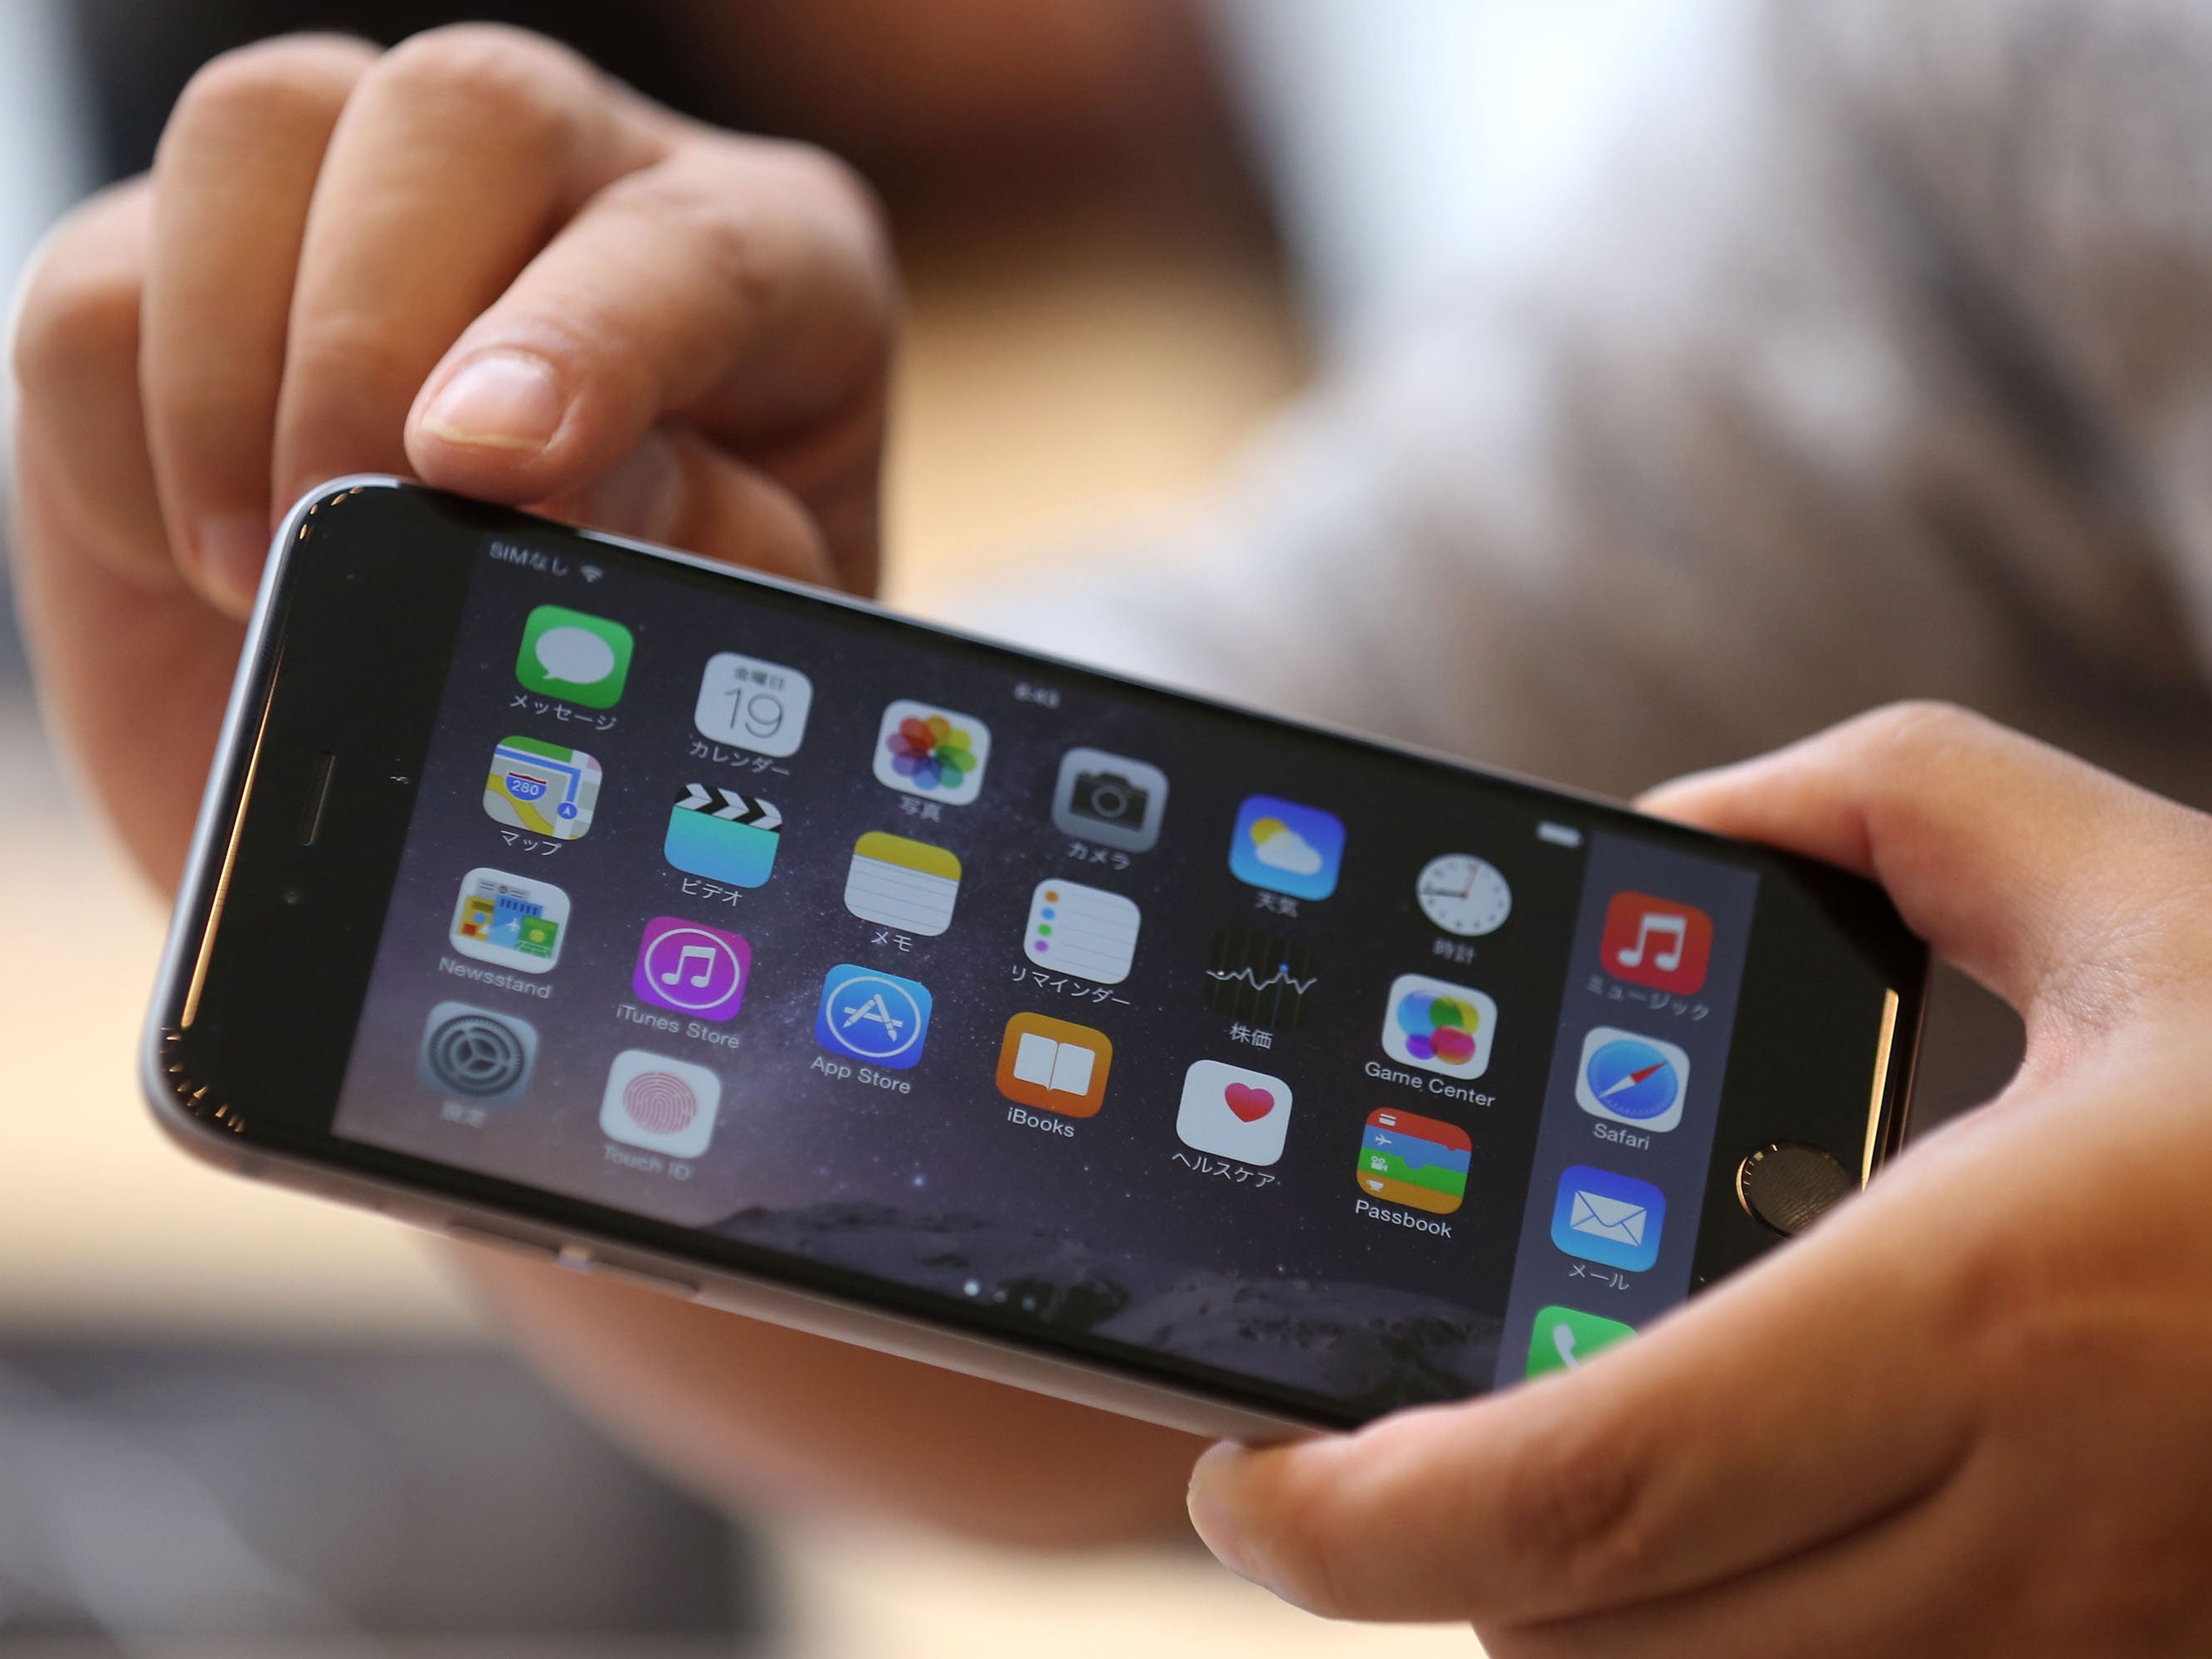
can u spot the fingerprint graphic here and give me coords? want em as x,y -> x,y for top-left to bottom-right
621,1071 -> 698,1136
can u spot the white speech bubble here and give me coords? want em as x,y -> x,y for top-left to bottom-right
534,625 -> 616,685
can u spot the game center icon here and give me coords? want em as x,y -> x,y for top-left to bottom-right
632,917 -> 751,1023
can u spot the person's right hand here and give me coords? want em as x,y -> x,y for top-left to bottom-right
10,26 -> 896,893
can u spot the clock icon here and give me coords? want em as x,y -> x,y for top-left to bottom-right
1416,854 -> 1512,937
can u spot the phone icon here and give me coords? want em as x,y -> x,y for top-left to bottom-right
1025,880 -> 1140,985
875,699 -> 992,804
599,1049 -> 722,1159
449,868 -> 570,973
417,1003 -> 538,1107
665,784 -> 782,888
1600,891 -> 1713,995
1228,795 -> 1345,901
1526,1306 -> 1635,1378
815,965 -> 933,1069
516,605 -> 633,708
1201,926 -> 1319,1029
1576,1027 -> 1689,1133
1379,974 -> 1497,1078
483,736 -> 602,839
694,651 -> 812,757
1354,1107 -> 1470,1214
996,1013 -> 1113,1117
1550,1165 -> 1666,1273
632,917 -> 751,1022
1176,1059 -> 1293,1166
1051,747 -> 1168,851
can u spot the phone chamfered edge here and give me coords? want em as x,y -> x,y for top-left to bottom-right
143,474 -> 1931,1438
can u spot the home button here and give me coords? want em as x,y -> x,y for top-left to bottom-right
1736,1143 -> 1854,1236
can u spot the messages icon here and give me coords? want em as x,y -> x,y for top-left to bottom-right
517,605 -> 634,708
1550,1165 -> 1665,1274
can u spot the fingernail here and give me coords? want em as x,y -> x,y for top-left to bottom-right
197,510 -> 270,613
578,430 -> 684,541
419,350 -> 567,452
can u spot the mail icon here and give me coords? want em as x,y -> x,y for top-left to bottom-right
1550,1164 -> 1665,1274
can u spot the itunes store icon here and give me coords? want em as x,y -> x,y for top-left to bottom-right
600,1050 -> 722,1160
633,917 -> 751,1022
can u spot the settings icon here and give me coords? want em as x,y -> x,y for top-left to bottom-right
417,1003 -> 538,1107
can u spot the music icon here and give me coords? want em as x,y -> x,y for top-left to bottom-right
1599,891 -> 1713,995
633,917 -> 753,1022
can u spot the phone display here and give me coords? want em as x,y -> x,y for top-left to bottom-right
151,484 -> 1923,1433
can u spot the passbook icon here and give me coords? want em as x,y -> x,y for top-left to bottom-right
1550,1164 -> 1665,1274
845,832 -> 962,936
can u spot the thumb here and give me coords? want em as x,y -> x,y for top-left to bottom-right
1639,702 -> 2212,1053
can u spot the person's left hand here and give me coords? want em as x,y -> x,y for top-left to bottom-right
1185,703 -> 2212,1656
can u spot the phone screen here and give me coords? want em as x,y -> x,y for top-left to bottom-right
312,523 -> 1767,1422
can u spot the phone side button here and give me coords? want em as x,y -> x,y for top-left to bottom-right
1735,1143 -> 1854,1236
445,1219 -> 560,1260
574,1253 -> 702,1300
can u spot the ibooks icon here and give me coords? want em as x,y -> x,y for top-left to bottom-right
995,1013 -> 1113,1118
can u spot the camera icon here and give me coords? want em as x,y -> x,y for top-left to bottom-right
1051,747 -> 1169,852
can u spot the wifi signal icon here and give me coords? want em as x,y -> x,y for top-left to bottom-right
579,565 -> 604,583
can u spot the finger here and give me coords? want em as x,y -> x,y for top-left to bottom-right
270,24 -> 664,510
1186,1171 -> 1977,1626
1636,702 -> 2212,1049
541,422 -> 834,588
141,34 -> 376,615
8,178 -> 168,587
406,135 -> 893,590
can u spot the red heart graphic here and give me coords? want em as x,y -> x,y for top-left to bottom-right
1223,1082 -> 1274,1122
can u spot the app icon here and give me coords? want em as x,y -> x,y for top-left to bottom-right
694,651 -> 812,757
1601,891 -> 1713,995
1551,1165 -> 1666,1273
665,784 -> 782,888
449,868 -> 570,973
1025,879 -> 1140,985
1415,853 -> 1512,937
516,604 -> 633,708
845,832 -> 961,937
1576,1027 -> 1690,1133
1051,747 -> 1168,852
995,1013 -> 1113,1117
1176,1059 -> 1293,1166
483,735 -> 602,839
1229,795 -> 1345,901
815,965 -> 933,1069
1354,1107 -> 1470,1214
874,699 -> 991,805
417,1002 -> 538,1107
1380,974 -> 1497,1078
599,1049 -> 722,1159
633,917 -> 751,1022
1201,926 -> 1319,1030
1526,1306 -> 1636,1379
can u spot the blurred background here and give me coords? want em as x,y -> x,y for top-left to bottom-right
0,1 -> 1686,1652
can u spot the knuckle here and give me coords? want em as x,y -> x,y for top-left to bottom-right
12,205 -> 140,392
372,24 -> 596,135
1493,1415 -> 1664,1593
164,34 -> 372,150
1842,699 -> 1990,769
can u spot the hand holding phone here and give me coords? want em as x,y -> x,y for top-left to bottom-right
8,24 -> 894,893
1191,704 -> 2212,1653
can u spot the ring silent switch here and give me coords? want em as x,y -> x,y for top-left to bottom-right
1736,1143 -> 1854,1235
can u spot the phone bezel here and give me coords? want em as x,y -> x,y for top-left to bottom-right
144,479 -> 1927,1437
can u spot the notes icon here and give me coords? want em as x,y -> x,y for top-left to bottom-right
1026,880 -> 1141,985
845,833 -> 962,937
1599,891 -> 1713,995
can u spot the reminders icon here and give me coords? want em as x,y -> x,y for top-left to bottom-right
1025,879 -> 1141,985
844,832 -> 962,937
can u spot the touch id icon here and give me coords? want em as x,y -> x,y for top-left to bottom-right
599,1049 -> 722,1160
996,1013 -> 1112,1117
815,965 -> 933,1070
